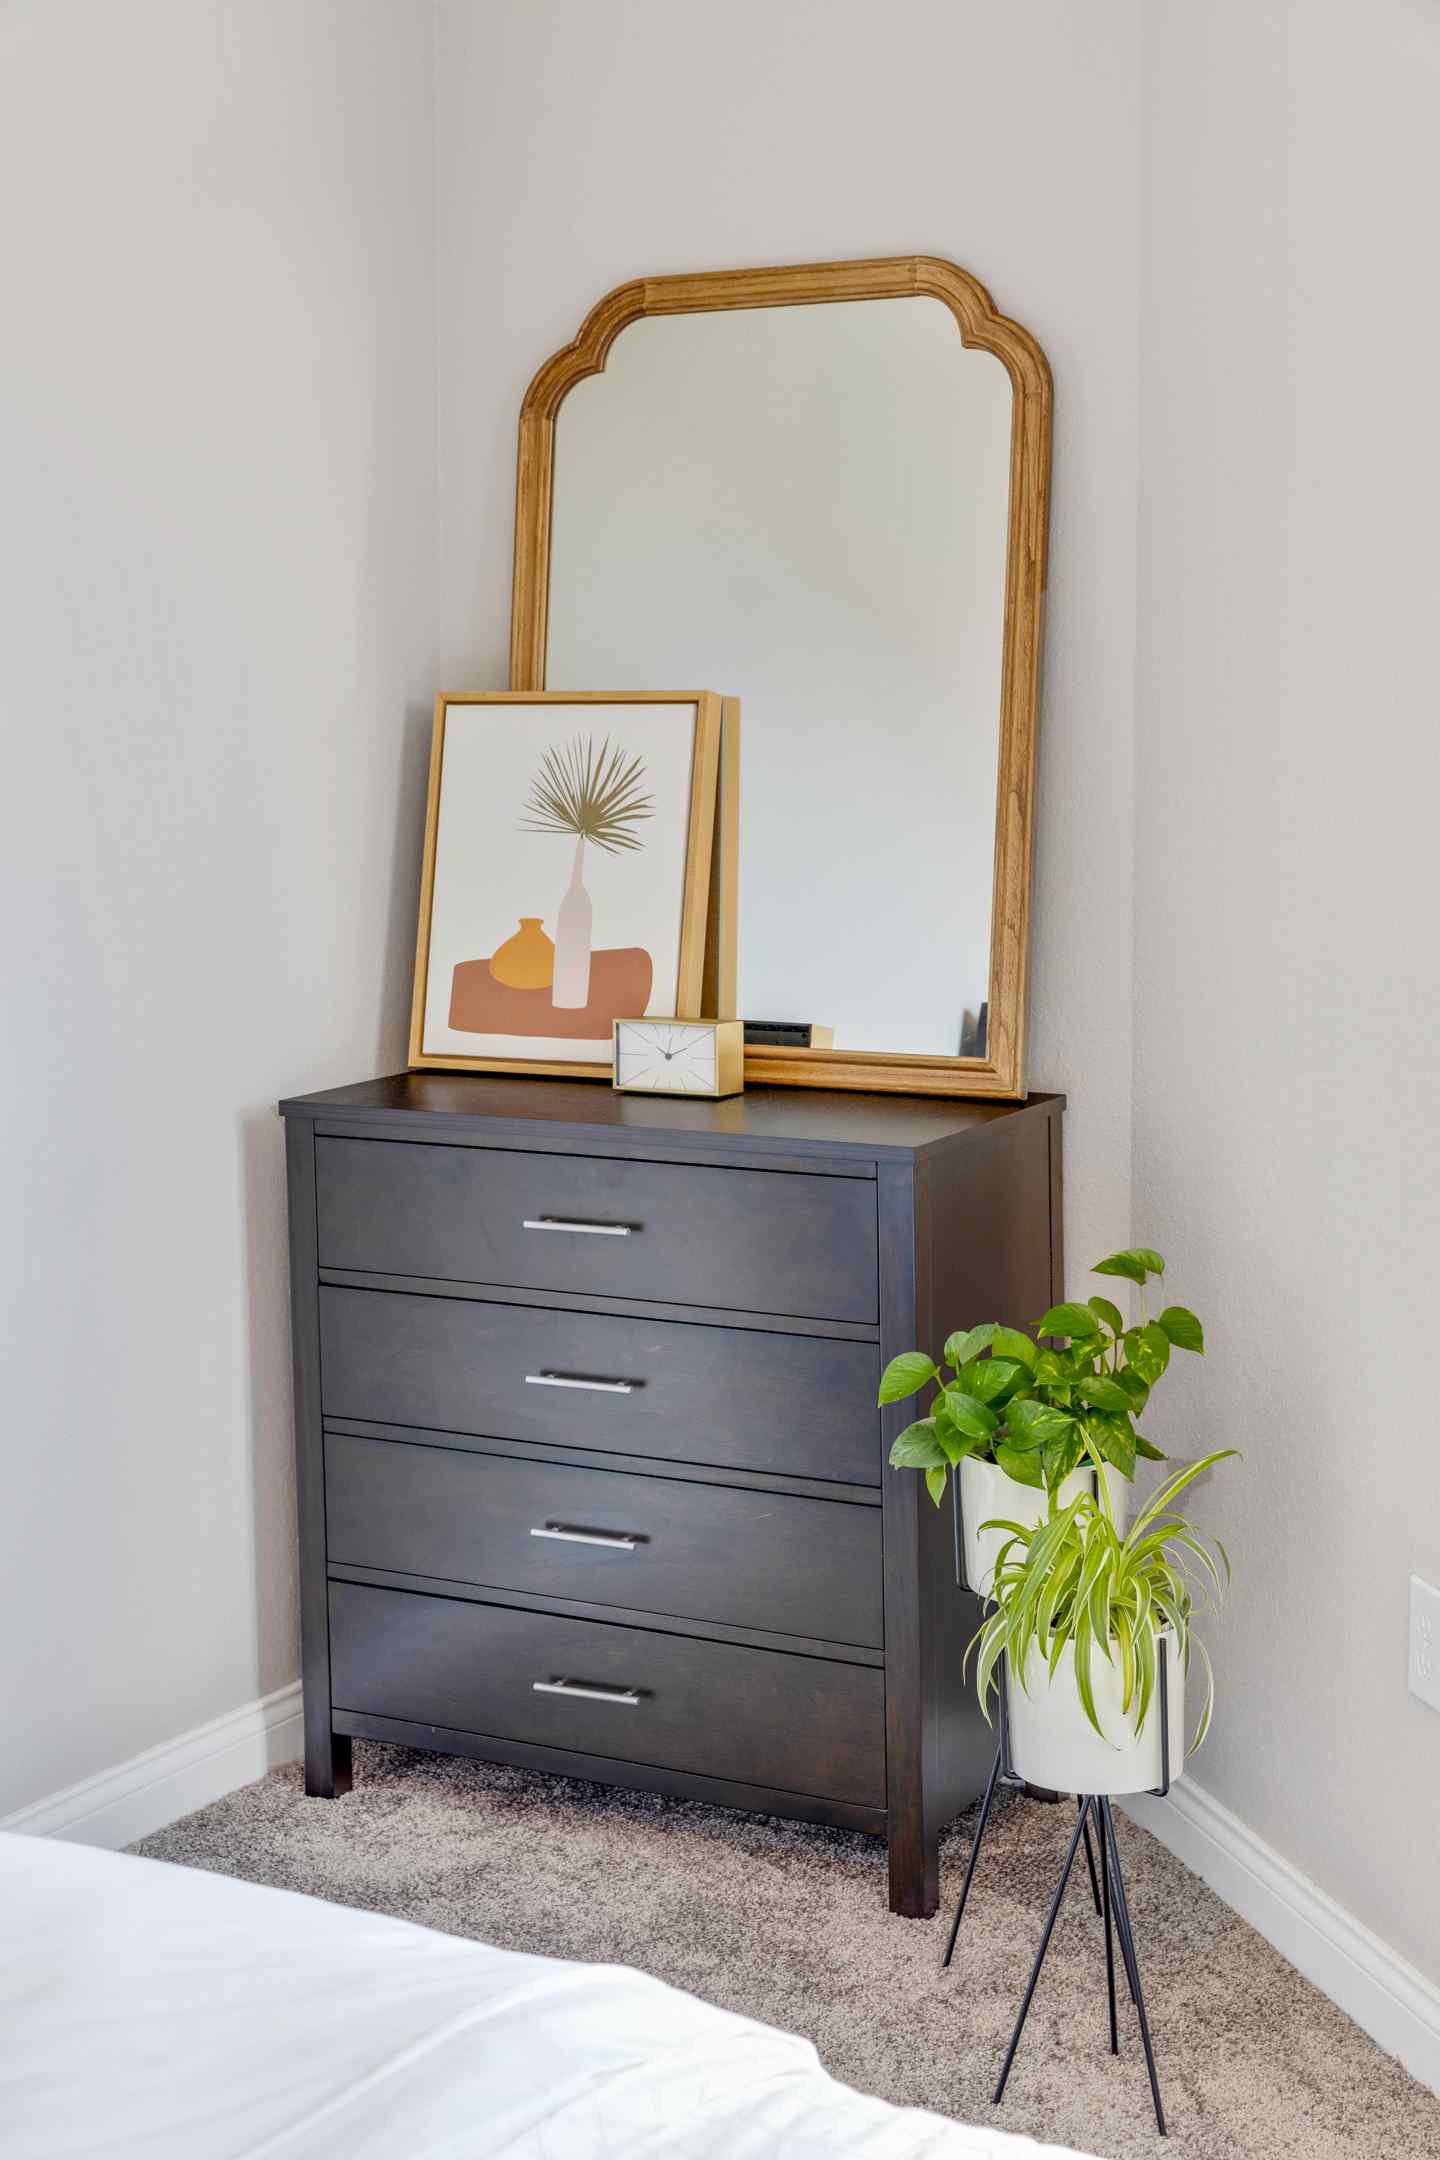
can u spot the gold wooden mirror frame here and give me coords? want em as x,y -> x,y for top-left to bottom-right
509,255 -> 1052,1099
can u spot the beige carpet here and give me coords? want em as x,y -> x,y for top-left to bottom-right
132,1743 -> 1440,2160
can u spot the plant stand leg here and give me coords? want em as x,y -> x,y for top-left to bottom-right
993,1801 -> 1090,2106
1101,1798 -> 1166,2136
1099,1797 -> 1118,2054
940,1743 -> 1003,1970
1080,1798 -> 1103,1917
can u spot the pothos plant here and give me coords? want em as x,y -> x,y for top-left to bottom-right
878,1247 -> 1205,1505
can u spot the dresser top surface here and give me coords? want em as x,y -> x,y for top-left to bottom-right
279,1071 -> 1061,1162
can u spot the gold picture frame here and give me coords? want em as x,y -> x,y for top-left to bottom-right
408,691 -> 730,1078
508,255 -> 1052,1099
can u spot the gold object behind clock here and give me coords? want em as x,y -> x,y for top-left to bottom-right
612,1018 -> 744,1099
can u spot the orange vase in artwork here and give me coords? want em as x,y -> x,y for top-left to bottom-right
488,917 -> 554,990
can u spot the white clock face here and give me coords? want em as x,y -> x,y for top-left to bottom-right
615,1022 -> 718,1094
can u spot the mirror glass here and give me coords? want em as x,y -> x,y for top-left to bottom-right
545,296 -> 1013,1058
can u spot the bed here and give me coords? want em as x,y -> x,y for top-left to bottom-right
0,1831 -> 1095,2159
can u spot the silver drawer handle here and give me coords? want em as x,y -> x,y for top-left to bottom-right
523,1217 -> 632,1237
530,1522 -> 639,1551
525,1371 -> 633,1395
532,1678 -> 640,1706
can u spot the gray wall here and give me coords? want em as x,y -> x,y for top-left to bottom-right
0,1 -> 437,1816
1135,0 -> 1440,1985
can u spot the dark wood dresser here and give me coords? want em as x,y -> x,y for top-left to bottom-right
280,1073 -> 1063,1916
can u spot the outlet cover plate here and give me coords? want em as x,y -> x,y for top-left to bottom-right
1409,1575 -> 1440,1714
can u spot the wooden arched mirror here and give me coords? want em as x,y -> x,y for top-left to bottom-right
509,256 -> 1051,1098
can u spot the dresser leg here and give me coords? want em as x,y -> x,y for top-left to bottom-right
305,1731 -> 352,1799
887,1816 -> 939,1917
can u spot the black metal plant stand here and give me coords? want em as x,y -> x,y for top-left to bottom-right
941,1615 -> 1173,2137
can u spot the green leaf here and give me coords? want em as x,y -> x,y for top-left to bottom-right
1158,1304 -> 1205,1353
1189,1639 -> 1216,1753
1134,1614 -> 1156,1735
938,1389 -> 999,1440
1033,1348 -> 1072,1384
1142,1320 -> 1173,1374
1074,1609 -> 1103,1737
993,1439 -> 1046,1488
990,1326 -> 1038,1368
961,1357 -> 1025,1406
1093,1246 -> 1166,1283
972,1611 -> 1006,1721
925,1464 -> 948,1508
878,1351 -> 938,1405
1169,1526 -> 1226,1597
932,1408 -> 983,1466
1134,1433 -> 1166,1460
887,1419 -> 947,1469
1116,1607 -> 1136,1713
1088,1546 -> 1116,1657
1041,1428 -> 1086,1493
1037,1302 -> 1103,1340
1077,1375 -> 1132,1414
1088,1295 -> 1125,1335
1038,1545 -> 1080,1649
1006,1399 -> 1078,1449
1127,1449 -> 1238,1541
943,1323 -> 997,1369
1115,1367 -> 1150,1412
1124,1322 -> 1171,1386
1086,1411 -> 1137,1479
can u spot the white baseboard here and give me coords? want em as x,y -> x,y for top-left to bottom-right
1124,1775 -> 1440,2095
0,1682 -> 303,1851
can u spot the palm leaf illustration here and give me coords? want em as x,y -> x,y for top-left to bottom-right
519,736 -> 654,855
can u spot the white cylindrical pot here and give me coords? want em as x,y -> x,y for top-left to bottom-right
958,1456 -> 1129,1598
1005,1629 -> 1185,1797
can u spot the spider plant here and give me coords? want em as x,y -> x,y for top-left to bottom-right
969,1451 -> 1235,1749
880,1246 -> 1203,1502
520,736 -> 654,854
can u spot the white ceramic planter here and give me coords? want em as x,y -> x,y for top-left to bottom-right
1005,1628 -> 1185,1796
957,1455 -> 1129,1598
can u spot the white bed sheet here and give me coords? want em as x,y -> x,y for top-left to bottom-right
0,1832 -> 1096,2160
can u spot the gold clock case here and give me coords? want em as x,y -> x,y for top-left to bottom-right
611,1018 -> 745,1099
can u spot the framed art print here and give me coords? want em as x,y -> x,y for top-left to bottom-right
408,692 -> 730,1076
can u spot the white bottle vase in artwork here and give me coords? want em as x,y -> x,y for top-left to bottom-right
551,834 -> 593,1009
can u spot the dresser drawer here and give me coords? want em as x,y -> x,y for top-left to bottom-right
329,1581 -> 885,1808
319,1287 -> 880,1485
325,1433 -> 883,1647
315,1138 -> 877,1324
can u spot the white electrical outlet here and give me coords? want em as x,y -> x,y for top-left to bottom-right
1410,1576 -> 1440,1714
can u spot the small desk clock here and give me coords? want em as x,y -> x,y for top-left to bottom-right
611,1018 -> 745,1098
